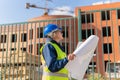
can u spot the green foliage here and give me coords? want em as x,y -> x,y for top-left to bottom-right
87,73 -> 120,80
87,73 -> 104,80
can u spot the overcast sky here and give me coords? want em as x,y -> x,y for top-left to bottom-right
0,0 -> 119,24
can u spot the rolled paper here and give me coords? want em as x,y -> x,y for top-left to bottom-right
65,35 -> 99,80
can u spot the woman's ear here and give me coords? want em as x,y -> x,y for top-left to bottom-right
53,33 -> 56,37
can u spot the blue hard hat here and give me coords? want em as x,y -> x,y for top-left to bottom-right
43,24 -> 62,37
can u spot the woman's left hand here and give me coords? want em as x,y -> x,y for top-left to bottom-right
67,54 -> 76,61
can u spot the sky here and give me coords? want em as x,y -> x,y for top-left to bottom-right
0,0 -> 120,24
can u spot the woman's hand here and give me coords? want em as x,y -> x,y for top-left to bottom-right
67,53 -> 76,61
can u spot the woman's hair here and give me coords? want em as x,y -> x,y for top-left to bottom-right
47,30 -> 58,38
47,32 -> 54,38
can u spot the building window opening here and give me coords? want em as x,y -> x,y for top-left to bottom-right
21,33 -> 27,42
86,62 -> 96,74
118,26 -> 120,36
104,60 -> 110,71
29,44 -> 33,53
62,27 -> 69,38
11,34 -> 17,42
21,48 -> 27,52
117,9 -> 120,19
103,43 -> 112,54
81,13 -> 94,23
11,48 -> 16,51
0,35 -> 6,43
0,49 -> 6,52
14,63 -> 22,66
36,43 -> 43,55
101,10 -> 110,20
102,26 -> 111,37
29,29 -> 33,40
62,30 -> 68,38
82,29 -> 94,39
105,61 -> 120,74
37,27 -> 43,38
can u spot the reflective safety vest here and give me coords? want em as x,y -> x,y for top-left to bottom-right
40,42 -> 69,80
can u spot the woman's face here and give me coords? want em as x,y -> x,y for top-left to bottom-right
53,30 -> 63,42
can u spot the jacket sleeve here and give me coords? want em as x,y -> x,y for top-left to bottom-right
42,44 -> 68,72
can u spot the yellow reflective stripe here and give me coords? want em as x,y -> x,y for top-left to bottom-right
43,72 -> 68,77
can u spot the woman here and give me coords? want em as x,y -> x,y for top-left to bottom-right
40,24 -> 75,80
